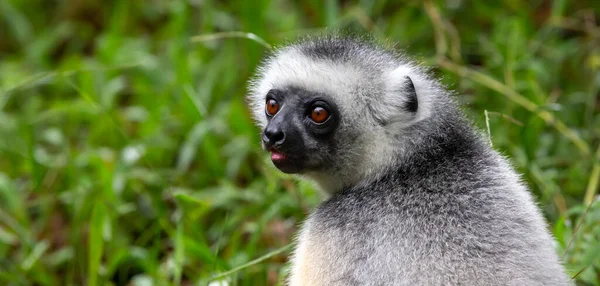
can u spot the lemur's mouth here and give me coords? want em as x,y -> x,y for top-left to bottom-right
270,151 -> 287,161
267,147 -> 301,173
267,146 -> 287,161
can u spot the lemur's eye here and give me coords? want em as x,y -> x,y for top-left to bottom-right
311,106 -> 330,123
266,99 -> 279,116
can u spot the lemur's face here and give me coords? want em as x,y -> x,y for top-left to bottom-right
261,86 -> 340,174
249,40 -> 425,180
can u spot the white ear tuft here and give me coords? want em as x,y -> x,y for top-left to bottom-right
373,64 -> 433,127
370,65 -> 417,126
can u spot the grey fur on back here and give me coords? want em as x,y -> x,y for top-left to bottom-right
248,35 -> 570,286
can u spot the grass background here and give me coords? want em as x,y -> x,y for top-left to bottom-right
0,0 -> 599,285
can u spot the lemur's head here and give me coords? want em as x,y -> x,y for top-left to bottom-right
248,36 -> 445,194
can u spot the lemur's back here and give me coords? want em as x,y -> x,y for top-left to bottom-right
290,116 -> 568,285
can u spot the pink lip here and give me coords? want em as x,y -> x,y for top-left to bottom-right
270,151 -> 287,161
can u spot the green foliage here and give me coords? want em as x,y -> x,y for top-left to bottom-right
0,0 -> 598,285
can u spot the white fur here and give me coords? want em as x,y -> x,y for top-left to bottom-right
249,50 -> 368,129
384,65 -> 434,125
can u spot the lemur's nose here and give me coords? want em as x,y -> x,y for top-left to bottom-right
263,126 -> 285,147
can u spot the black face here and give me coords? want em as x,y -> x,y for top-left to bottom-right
262,87 -> 340,173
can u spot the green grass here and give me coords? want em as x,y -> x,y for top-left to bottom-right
0,0 -> 599,285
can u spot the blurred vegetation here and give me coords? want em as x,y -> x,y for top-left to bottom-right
0,0 -> 599,285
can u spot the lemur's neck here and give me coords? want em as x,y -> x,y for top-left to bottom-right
308,111 -> 488,197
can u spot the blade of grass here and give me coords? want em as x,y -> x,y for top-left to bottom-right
485,111 -> 524,126
88,203 -> 107,286
584,144 -> 600,205
571,265 -> 589,280
190,32 -> 272,50
183,84 -> 207,118
0,208 -> 29,244
212,211 -> 230,275
423,0 -> 447,59
562,198 -> 595,259
1,62 -> 147,97
21,240 -> 49,271
173,219 -> 184,286
484,110 -> 492,147
209,243 -> 293,281
0,225 -> 18,245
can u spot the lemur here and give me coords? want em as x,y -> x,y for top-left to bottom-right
247,35 -> 570,286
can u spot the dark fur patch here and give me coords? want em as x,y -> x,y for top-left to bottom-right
297,35 -> 384,63
403,76 -> 418,113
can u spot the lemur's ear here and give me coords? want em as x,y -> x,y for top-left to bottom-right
370,67 -> 422,126
403,76 -> 418,113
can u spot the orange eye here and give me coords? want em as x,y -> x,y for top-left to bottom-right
265,99 -> 279,116
311,106 -> 329,123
